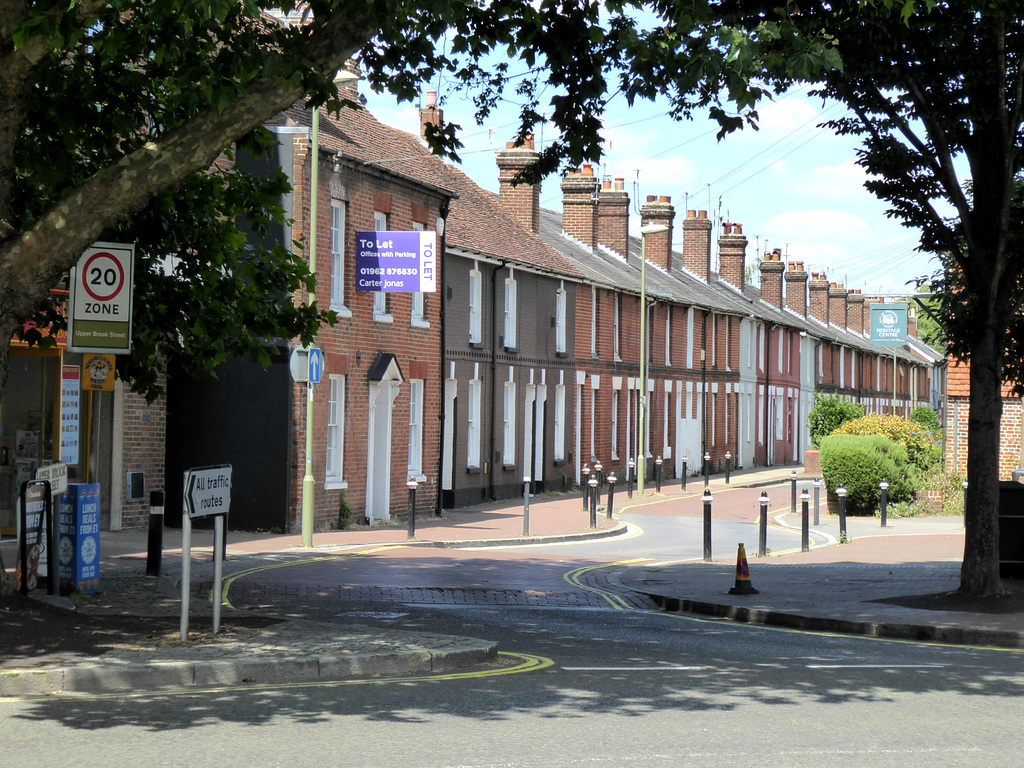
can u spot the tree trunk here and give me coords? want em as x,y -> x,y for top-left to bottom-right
960,327 -> 1004,596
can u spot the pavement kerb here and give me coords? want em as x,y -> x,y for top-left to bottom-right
0,638 -> 498,696
638,591 -> 1024,649
407,521 -> 629,549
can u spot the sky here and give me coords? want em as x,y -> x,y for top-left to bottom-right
362,81 -> 946,297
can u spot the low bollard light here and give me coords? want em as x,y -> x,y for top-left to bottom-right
837,483 -> 848,542
582,464 -> 591,511
801,488 -> 810,552
702,488 -> 714,562
813,477 -> 822,526
606,473 -> 617,520
655,456 -> 663,493
407,477 -> 418,540
523,475 -> 531,536
725,451 -> 732,485
879,478 -> 890,528
758,490 -> 770,557
681,456 -> 688,491
704,452 -> 711,487
627,458 -> 635,499
589,474 -> 599,529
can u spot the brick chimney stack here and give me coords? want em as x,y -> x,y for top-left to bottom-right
420,89 -> 443,142
717,222 -> 747,290
560,165 -> 599,248
808,272 -> 831,324
682,209 -> 712,282
847,289 -> 865,335
759,249 -> 785,309
784,261 -> 809,317
829,282 -> 849,329
496,136 -> 541,233
639,195 -> 675,272
598,177 -> 630,257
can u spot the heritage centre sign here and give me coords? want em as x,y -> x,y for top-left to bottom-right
355,231 -> 436,293
869,303 -> 909,347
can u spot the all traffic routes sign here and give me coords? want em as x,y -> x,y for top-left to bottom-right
67,242 -> 135,354
184,465 -> 232,519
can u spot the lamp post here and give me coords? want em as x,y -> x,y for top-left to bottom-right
637,223 -> 669,498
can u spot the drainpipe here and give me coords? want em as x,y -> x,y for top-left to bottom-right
763,322 -> 774,467
433,198 -> 451,517
488,261 -> 507,501
701,309 -> 709,468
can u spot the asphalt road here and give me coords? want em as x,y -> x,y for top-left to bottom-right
4,597 -> 1023,767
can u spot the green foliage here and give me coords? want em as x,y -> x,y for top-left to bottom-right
806,394 -> 864,448
820,434 -> 914,515
338,492 -> 353,530
909,405 -> 941,435
833,413 -> 940,474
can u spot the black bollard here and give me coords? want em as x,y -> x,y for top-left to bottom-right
790,471 -> 798,518
801,489 -> 810,552
879,478 -> 890,528
523,476 -> 531,536
582,465 -> 591,511
589,476 -> 599,529
407,478 -> 418,540
758,491 -> 769,557
627,458 -> 635,499
704,452 -> 711,487
655,456 -> 663,493
702,488 -> 713,562
606,474 -> 617,520
725,451 -> 732,484
146,490 -> 165,577
681,457 -> 688,491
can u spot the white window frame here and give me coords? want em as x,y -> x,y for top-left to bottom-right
555,282 -> 566,355
469,264 -> 482,344
554,382 -> 566,462
408,379 -> 425,480
503,271 -> 518,349
373,211 -> 392,322
503,374 -> 517,466
467,376 -> 482,468
325,374 -> 347,489
330,200 -> 351,317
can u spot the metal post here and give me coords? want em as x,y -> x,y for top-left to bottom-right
703,452 -> 711,487
702,488 -> 713,562
879,478 -> 890,528
681,457 -> 688,491
595,461 -> 603,490
962,479 -> 968,528
627,458 -> 635,499
790,470 -> 798,517
758,491 -> 769,557
407,477 -> 418,540
589,475 -> 599,529
655,456 -> 663,493
146,490 -> 165,577
801,489 -> 810,552
725,451 -> 732,484
606,474 -> 617,520
523,476 -> 531,536
837,483 -> 848,542
813,477 -> 822,526
582,464 -> 591,510
213,514 -> 224,634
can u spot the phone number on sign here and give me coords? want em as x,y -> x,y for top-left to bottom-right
360,267 -> 419,276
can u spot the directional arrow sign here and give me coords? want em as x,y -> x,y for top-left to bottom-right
184,465 -> 232,519
307,346 -> 323,384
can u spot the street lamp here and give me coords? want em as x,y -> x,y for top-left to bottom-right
637,223 -> 669,498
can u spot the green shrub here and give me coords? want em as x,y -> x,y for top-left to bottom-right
338,492 -> 352,530
806,394 -> 864,448
819,434 -> 915,515
832,413 -> 940,474
909,405 -> 941,435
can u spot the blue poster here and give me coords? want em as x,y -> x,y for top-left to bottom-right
355,231 -> 437,292
58,483 -> 101,595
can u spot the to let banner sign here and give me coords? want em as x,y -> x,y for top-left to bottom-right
355,231 -> 436,293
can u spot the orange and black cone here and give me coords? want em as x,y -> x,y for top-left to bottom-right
728,543 -> 759,595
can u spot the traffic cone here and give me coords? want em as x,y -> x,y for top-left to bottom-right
728,543 -> 759,595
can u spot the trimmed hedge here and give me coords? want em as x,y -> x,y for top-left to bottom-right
832,413 -> 940,474
807,394 -> 864,448
819,434 -> 915,515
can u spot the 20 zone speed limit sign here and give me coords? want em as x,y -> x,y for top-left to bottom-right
68,242 -> 135,354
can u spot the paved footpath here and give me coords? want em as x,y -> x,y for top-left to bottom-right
2,466 -> 1022,696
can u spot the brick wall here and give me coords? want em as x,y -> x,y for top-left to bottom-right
119,379 -> 166,529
